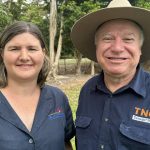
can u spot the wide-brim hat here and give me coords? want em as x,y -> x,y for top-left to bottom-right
71,0 -> 150,62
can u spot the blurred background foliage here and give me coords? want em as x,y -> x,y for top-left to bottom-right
0,0 -> 149,58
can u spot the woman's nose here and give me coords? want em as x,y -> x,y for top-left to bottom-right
19,49 -> 30,61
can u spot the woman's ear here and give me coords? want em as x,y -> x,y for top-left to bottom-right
43,49 -> 47,58
0,50 -> 4,59
42,48 -> 46,53
0,49 -> 4,59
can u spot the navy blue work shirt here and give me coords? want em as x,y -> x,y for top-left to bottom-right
76,67 -> 150,150
0,85 -> 75,150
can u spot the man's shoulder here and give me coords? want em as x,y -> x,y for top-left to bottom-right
81,74 -> 100,90
142,70 -> 150,84
141,68 -> 150,80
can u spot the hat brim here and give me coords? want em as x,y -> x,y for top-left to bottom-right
71,7 -> 150,62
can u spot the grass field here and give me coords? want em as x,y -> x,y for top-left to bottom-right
53,75 -> 90,150
50,58 -> 93,149
62,84 -> 81,150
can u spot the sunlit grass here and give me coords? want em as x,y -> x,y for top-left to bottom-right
49,57 -> 92,149
61,83 -> 83,150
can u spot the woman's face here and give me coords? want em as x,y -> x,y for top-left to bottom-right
2,32 -> 45,83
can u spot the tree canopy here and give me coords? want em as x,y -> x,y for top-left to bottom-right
0,0 -> 149,57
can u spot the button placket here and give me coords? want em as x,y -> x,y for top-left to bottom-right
29,138 -> 34,144
104,118 -> 109,122
100,144 -> 104,149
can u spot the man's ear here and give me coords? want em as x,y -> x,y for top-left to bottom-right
140,49 -> 142,56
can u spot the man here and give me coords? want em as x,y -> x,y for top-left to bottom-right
71,0 -> 150,150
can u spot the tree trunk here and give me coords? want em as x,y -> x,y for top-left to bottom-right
49,0 -> 66,78
75,50 -> 82,75
52,14 -> 64,77
49,0 -> 57,66
91,61 -> 95,76
7,0 -> 13,9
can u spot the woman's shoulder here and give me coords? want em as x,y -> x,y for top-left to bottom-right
41,84 -> 70,110
41,84 -> 68,102
42,84 -> 65,95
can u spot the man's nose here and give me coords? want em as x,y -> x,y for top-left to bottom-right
111,37 -> 124,53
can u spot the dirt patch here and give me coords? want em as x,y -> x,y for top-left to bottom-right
47,74 -> 91,89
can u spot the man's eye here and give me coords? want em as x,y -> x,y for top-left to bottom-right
123,38 -> 134,43
103,37 -> 113,42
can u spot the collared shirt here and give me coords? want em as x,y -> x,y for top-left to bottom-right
76,67 -> 150,150
0,85 -> 75,150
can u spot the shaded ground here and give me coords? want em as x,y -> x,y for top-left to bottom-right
47,74 -> 91,89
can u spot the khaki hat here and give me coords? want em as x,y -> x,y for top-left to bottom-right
71,0 -> 150,62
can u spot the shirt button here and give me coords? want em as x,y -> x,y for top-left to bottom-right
104,118 -> 109,122
100,144 -> 104,149
109,94 -> 113,98
29,138 -> 34,144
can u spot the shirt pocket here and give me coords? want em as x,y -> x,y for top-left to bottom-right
75,116 -> 93,150
75,116 -> 92,128
118,121 -> 150,150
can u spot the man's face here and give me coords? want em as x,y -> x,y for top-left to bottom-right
95,19 -> 142,78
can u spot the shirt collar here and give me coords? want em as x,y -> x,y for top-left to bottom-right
93,66 -> 146,98
129,66 -> 146,98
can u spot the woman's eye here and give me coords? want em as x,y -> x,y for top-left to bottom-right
29,48 -> 36,51
9,48 -> 19,51
28,48 -> 38,51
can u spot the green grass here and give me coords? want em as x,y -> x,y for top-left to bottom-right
63,85 -> 81,119
62,84 -> 82,150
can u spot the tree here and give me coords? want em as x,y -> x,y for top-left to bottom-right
1,0 -> 148,76
135,0 -> 150,8
49,0 -> 72,77
0,3 -> 12,32
49,0 -> 57,77
20,2 -> 49,47
4,0 -> 27,21
62,0 -> 101,75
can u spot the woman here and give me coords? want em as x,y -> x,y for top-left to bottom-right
0,21 -> 75,150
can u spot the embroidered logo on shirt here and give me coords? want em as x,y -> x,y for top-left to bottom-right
132,107 -> 150,124
48,108 -> 65,120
